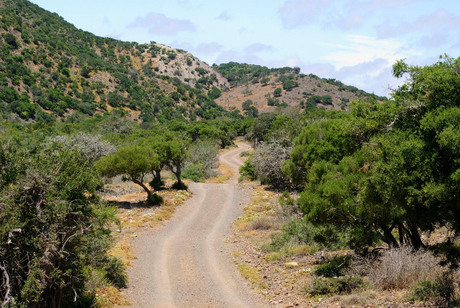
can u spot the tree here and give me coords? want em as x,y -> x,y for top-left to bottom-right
287,56 -> 460,250
242,100 -> 259,118
274,87 -> 282,97
0,145 -> 118,307
95,146 -> 162,203
163,139 -> 189,190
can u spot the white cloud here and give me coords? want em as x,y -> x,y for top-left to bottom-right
322,35 -> 417,69
129,12 -> 195,35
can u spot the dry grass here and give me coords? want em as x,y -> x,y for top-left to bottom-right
94,286 -> 130,307
108,237 -> 137,267
363,246 -> 443,290
233,186 -> 278,231
207,163 -> 232,183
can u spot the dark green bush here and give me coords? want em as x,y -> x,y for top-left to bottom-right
147,193 -> 164,205
407,274 -> 457,307
315,255 -> 352,278
104,257 -> 128,288
306,276 -> 367,296
171,181 -> 188,190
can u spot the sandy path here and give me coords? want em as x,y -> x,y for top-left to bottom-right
120,142 -> 268,307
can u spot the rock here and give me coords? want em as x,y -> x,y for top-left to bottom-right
285,262 -> 298,267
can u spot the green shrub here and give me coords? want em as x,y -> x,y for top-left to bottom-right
306,276 -> 367,296
239,158 -> 256,181
171,181 -> 188,190
182,163 -> 205,182
265,217 -> 351,253
147,193 -> 164,205
407,274 -> 456,307
104,257 -> 128,288
315,255 -> 352,278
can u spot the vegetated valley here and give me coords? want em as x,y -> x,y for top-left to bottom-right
1,0 -> 459,307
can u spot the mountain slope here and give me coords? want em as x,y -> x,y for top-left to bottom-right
214,62 -> 386,113
0,0 -> 384,123
0,0 -> 229,122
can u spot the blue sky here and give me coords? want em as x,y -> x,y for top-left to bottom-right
29,0 -> 460,97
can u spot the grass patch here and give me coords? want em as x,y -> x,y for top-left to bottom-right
233,186 -> 277,231
108,237 -> 136,267
237,262 -> 267,290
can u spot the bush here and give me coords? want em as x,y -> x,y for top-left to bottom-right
407,273 -> 456,307
171,181 -> 188,190
367,246 -> 442,289
239,158 -> 256,181
182,163 -> 205,182
315,255 -> 352,278
104,257 -> 128,288
147,193 -> 164,205
266,217 -> 351,253
251,140 -> 292,187
306,276 -> 367,296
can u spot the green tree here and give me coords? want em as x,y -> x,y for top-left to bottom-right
163,139 -> 189,190
0,145 -> 118,307
288,56 -> 460,250
95,146 -> 162,202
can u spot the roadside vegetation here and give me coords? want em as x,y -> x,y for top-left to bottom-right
236,56 -> 460,306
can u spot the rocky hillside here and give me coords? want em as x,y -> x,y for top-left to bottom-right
214,62 -> 386,113
0,0 -> 228,123
0,0 -> 384,123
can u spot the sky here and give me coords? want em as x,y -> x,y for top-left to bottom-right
29,0 -> 460,97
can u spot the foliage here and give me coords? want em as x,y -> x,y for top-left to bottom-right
95,145 -> 159,201
147,193 -> 164,206
45,133 -> 116,164
285,56 -> 460,250
265,217 -> 352,253
239,158 -> 256,181
0,145 -> 117,307
406,273 -> 457,307
315,255 -> 352,278
250,140 -> 292,187
306,276 -> 367,296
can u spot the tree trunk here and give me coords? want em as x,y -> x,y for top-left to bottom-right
132,179 -> 152,200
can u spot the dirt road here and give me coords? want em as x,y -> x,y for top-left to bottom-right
120,142 -> 268,307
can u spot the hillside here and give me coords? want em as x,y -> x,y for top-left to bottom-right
214,62 -> 386,113
0,0 -> 384,123
0,0 -> 229,123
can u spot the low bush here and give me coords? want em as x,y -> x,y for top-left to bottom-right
407,273 -> 456,307
147,193 -> 164,205
265,217 -> 351,254
182,163 -> 205,182
171,181 -> 188,190
306,276 -> 367,296
315,255 -> 352,278
368,246 -> 442,290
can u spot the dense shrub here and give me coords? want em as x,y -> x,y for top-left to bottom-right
306,276 -> 367,296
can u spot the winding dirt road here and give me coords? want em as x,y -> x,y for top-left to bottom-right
120,142 -> 268,307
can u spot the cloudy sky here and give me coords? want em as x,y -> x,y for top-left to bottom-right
29,0 -> 459,97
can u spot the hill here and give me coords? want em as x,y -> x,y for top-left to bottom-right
0,0 -> 384,123
0,0 -> 229,123
214,62 -> 386,113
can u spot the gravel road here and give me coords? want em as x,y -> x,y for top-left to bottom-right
120,142 -> 268,307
